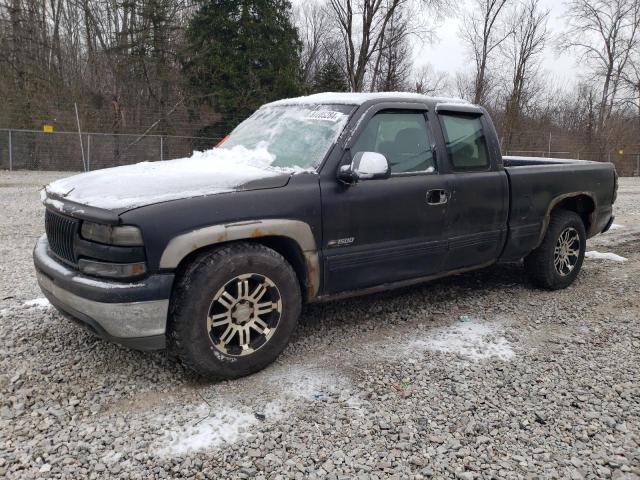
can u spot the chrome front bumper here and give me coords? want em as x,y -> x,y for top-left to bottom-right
33,235 -> 173,350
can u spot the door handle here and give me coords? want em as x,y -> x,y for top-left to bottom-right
426,189 -> 449,205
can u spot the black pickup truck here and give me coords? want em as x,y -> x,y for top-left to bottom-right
35,92 -> 618,378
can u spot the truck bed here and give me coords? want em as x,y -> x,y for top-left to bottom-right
499,156 -> 617,262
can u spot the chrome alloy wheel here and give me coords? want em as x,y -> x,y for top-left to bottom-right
554,227 -> 581,276
207,273 -> 282,356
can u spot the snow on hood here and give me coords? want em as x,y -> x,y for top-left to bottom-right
45,146 -> 308,210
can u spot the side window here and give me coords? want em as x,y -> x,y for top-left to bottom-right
352,111 -> 435,174
439,114 -> 490,170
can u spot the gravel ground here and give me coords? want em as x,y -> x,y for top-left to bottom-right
1,170 -> 639,480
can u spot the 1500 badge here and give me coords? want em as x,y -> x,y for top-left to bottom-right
327,237 -> 355,248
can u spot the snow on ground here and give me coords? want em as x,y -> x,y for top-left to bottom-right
413,320 -> 515,361
23,298 -> 50,309
258,364 -> 348,401
585,251 -> 628,262
155,365 -> 361,456
376,319 -> 515,362
608,223 -> 624,230
157,401 -> 281,456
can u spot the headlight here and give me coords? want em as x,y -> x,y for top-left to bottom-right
78,259 -> 146,279
81,222 -> 144,246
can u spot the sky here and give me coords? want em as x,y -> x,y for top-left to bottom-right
418,0 -> 582,89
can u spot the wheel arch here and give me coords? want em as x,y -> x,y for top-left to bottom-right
160,219 -> 320,301
537,192 -> 596,248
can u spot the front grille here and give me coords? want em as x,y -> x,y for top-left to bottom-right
45,209 -> 79,264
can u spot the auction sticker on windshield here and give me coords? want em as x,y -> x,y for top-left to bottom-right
304,110 -> 345,122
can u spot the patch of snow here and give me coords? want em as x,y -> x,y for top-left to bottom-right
154,365 -> 360,456
375,320 -> 514,362
414,321 -> 514,361
45,145 -> 296,210
23,298 -> 51,309
585,251 -> 627,262
608,223 -> 624,230
43,197 -> 65,211
43,196 -> 87,215
157,401 -> 281,456
266,92 -> 468,107
261,365 -> 344,401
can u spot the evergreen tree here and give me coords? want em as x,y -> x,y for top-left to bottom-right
183,0 -> 302,132
312,62 -> 348,93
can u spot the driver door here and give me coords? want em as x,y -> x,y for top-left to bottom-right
320,108 -> 450,294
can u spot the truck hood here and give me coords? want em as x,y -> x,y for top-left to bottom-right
44,146 -> 305,212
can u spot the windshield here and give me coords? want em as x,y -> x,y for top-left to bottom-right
220,104 -> 354,170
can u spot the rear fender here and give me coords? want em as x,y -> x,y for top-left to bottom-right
536,192 -> 597,247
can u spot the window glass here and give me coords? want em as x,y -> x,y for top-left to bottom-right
222,104 -> 353,169
439,114 -> 490,170
352,112 -> 435,174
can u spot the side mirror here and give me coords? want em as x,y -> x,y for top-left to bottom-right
338,151 -> 390,184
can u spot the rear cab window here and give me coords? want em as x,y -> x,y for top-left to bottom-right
439,113 -> 490,171
352,110 -> 435,174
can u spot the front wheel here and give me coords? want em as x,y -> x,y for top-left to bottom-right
168,243 -> 302,379
524,210 -> 586,290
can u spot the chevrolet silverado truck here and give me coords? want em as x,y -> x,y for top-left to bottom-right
34,92 -> 618,379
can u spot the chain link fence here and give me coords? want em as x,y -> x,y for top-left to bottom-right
1,127 -> 638,176
0,129 -> 222,171
504,149 -> 640,176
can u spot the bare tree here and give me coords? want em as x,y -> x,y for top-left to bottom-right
562,0 -> 640,133
295,2 -> 332,85
371,8 -> 413,91
328,0 -> 400,92
620,55 -> 640,144
0,0 -> 197,135
500,0 -> 549,150
460,0 -> 510,105
452,71 -> 474,101
412,63 -> 449,94
326,0 -> 448,92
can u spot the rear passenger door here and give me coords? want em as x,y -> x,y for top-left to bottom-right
437,110 -> 509,270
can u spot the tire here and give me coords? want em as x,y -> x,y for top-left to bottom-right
524,210 -> 586,290
168,242 -> 302,380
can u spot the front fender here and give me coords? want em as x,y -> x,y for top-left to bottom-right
159,219 -> 320,298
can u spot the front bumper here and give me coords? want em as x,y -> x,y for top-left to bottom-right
33,235 -> 174,350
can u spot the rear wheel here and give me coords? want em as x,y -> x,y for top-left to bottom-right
524,210 -> 586,290
168,243 -> 301,379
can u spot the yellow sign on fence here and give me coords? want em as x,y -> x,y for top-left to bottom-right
43,124 -> 54,133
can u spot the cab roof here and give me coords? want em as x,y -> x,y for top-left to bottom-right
265,92 -> 470,108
